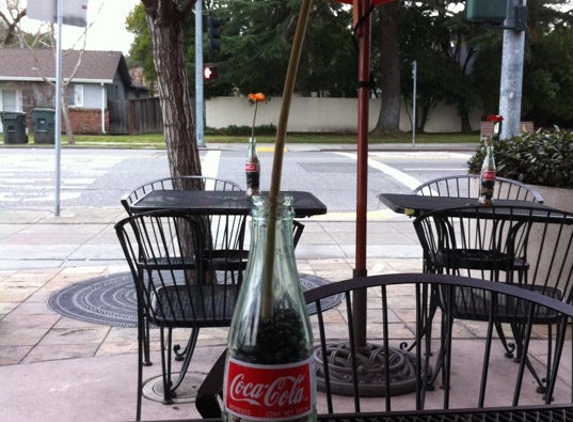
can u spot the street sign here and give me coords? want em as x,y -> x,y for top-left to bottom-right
28,0 -> 88,28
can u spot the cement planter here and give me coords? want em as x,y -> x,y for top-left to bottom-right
525,184 -> 573,293
531,185 -> 573,213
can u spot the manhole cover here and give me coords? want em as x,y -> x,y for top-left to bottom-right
142,372 -> 207,404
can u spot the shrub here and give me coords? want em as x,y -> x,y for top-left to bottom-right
467,129 -> 573,189
205,124 -> 277,137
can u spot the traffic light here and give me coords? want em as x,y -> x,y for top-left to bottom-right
207,16 -> 222,52
203,64 -> 219,82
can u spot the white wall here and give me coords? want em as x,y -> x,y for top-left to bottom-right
205,96 -> 482,133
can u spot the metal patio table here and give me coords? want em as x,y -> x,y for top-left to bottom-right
127,189 -> 327,218
379,192 -> 554,217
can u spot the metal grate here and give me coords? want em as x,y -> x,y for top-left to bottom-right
317,407 -> 573,422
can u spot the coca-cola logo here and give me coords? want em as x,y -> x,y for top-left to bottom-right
224,358 -> 314,420
482,170 -> 496,181
229,373 -> 306,407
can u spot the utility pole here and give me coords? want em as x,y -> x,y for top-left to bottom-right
498,0 -> 526,139
411,60 -> 417,147
195,0 -> 205,147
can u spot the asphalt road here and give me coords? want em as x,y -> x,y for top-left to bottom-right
0,146 -> 473,212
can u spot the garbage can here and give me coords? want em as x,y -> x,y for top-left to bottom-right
1,111 -> 28,144
32,108 -> 56,144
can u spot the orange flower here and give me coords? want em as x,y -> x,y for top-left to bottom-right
248,92 -> 266,103
487,114 -> 503,122
248,93 -> 266,140
486,114 -> 503,141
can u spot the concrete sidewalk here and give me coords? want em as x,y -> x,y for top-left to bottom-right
0,205 -> 422,421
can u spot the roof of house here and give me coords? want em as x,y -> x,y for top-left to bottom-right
0,48 -> 136,87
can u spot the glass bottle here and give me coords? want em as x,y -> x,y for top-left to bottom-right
245,137 -> 260,199
223,195 -> 316,422
478,142 -> 496,207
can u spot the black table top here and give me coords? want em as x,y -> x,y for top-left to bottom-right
128,190 -> 327,219
153,404 -> 573,422
379,193 -> 555,217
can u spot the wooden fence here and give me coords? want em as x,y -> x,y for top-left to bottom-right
108,98 -> 162,135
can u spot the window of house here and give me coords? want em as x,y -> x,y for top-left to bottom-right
67,84 -> 84,107
0,89 -> 21,112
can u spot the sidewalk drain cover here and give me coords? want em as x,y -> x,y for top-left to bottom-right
142,372 -> 207,404
48,272 -> 341,327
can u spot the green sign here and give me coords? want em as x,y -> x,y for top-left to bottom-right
466,0 -> 508,23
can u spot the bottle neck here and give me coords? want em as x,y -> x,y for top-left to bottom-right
250,195 -> 294,255
248,137 -> 258,158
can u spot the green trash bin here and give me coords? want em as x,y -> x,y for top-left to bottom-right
32,108 -> 56,144
1,111 -> 28,144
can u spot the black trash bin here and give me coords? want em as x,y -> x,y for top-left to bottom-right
32,108 -> 56,144
1,111 -> 28,144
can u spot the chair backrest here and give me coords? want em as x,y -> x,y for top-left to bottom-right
196,273 -> 573,417
413,205 -> 573,302
413,174 -> 544,203
121,176 -> 248,285
120,176 -> 243,214
115,210 -> 239,327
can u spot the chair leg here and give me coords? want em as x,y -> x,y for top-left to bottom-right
509,321 -> 548,394
159,328 -> 201,404
143,317 -> 152,366
160,327 -> 175,404
171,329 -> 200,392
494,321 -> 517,358
136,320 -> 145,421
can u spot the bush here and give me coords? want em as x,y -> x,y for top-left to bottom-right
467,129 -> 573,189
205,124 -> 277,137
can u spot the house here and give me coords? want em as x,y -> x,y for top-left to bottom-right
0,48 -> 148,135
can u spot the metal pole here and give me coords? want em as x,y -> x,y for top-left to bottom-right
498,0 -> 526,139
54,0 -> 63,216
411,60 -> 417,147
352,0 -> 371,349
195,0 -> 205,147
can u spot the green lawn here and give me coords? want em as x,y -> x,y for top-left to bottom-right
3,131 -> 479,148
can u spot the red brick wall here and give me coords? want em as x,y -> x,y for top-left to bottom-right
68,108 -> 109,134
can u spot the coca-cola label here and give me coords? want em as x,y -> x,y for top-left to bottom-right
224,357 -> 315,421
245,162 -> 259,172
482,170 -> 496,181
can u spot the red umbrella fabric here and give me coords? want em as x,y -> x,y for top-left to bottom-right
332,0 -> 395,4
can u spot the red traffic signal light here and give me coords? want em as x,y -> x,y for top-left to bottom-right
203,65 -> 219,82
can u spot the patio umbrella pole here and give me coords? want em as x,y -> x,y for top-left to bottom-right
314,0 -> 422,397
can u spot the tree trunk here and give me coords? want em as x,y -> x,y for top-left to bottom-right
60,87 -> 75,145
143,0 -> 201,178
372,2 -> 400,134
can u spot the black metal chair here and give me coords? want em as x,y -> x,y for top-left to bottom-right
195,273 -> 573,418
115,210 -> 242,421
413,205 -> 573,395
121,176 -> 248,365
412,174 -> 544,203
411,175 -> 544,369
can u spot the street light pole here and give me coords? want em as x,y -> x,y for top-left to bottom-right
498,0 -> 526,139
195,0 -> 205,147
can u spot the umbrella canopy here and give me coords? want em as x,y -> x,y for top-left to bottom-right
332,0 -> 395,4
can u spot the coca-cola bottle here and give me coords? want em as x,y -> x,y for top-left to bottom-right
223,195 -> 316,422
245,137 -> 260,199
478,142 -> 496,207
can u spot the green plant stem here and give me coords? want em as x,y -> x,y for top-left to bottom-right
251,102 -> 258,141
262,0 -> 313,319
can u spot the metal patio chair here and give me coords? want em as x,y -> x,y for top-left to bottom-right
413,205 -> 573,395
121,176 -> 249,365
195,273 -> 573,418
115,210 -> 242,421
